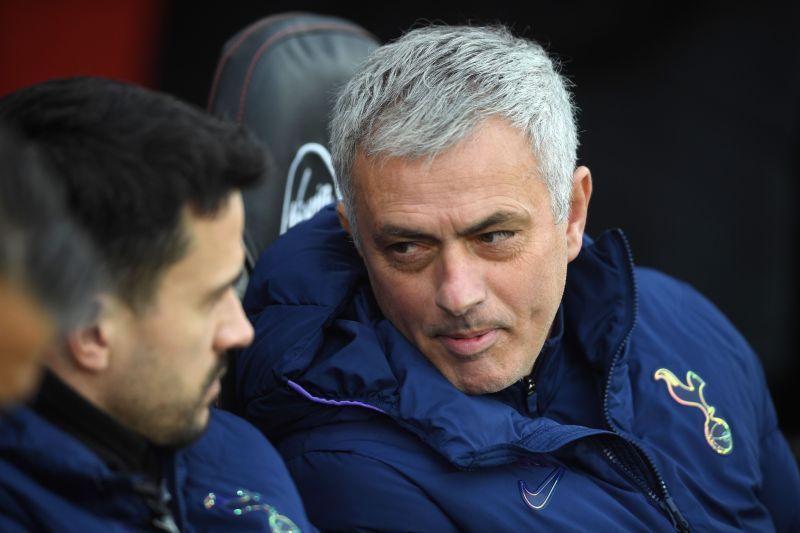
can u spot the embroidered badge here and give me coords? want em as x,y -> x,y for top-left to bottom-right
204,489 -> 300,532
654,368 -> 732,455
519,465 -> 564,510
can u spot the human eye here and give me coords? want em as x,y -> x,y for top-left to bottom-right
383,240 -> 433,270
202,287 -> 229,311
478,230 -> 516,244
204,271 -> 244,309
387,241 -> 419,255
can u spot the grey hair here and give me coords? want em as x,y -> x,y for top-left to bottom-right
330,25 -> 579,245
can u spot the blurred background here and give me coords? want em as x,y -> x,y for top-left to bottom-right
2,0 -> 797,458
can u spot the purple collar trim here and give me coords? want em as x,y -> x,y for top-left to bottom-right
286,379 -> 387,414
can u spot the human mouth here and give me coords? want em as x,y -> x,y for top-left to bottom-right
437,329 -> 499,357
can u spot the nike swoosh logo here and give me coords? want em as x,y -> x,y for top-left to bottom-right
519,466 -> 564,510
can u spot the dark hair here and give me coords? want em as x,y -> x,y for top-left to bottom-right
0,122 -> 101,329
0,77 -> 264,308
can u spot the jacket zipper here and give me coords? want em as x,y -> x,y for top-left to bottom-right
601,443 -> 689,532
600,231 -> 690,533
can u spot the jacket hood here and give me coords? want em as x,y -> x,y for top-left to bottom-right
239,205 -> 636,468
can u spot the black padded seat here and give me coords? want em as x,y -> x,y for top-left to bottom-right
208,12 -> 379,270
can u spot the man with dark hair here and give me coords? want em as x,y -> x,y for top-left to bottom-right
0,78 -> 313,532
234,25 -> 799,531
0,123 -> 98,408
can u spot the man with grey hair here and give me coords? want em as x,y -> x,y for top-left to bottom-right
236,25 -> 799,531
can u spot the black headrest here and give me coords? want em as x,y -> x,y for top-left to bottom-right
208,12 -> 379,269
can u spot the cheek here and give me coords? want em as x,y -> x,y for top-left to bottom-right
0,289 -> 52,358
490,246 -> 567,313
0,358 -> 41,404
367,267 -> 431,334
373,278 -> 417,323
175,318 -> 216,371
140,312 -> 211,372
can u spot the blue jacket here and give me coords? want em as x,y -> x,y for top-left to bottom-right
237,205 -> 800,532
0,407 -> 315,532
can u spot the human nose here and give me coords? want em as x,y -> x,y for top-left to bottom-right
213,289 -> 254,353
434,246 -> 486,317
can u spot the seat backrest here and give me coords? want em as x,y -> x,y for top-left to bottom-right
208,12 -> 379,270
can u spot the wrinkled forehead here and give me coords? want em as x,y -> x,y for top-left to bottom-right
352,118 -> 539,192
350,118 -> 546,232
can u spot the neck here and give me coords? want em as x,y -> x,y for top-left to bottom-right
31,369 -> 162,482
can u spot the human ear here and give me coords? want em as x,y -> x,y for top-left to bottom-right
64,295 -> 116,373
336,201 -> 352,235
566,166 -> 593,262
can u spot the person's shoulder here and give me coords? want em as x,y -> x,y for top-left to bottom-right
207,406 -> 257,431
191,409 -> 302,475
199,408 -> 276,453
0,406 -> 102,465
182,409 -> 316,532
182,410 -> 291,495
0,408 -> 117,532
634,266 -> 758,376
635,267 -> 747,341
282,417 -> 458,531
635,266 -> 705,301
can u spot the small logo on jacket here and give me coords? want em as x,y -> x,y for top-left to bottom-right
654,368 -> 733,455
519,466 -> 564,510
204,489 -> 300,532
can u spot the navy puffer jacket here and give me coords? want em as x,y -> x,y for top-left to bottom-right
237,204 -> 799,532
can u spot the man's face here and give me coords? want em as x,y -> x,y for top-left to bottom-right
0,278 -> 53,408
345,118 -> 588,394
102,192 -> 253,445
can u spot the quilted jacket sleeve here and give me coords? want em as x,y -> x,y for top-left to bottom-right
286,450 -> 458,532
756,390 -> 800,531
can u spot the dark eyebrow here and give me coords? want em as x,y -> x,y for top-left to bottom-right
457,210 -> 530,237
373,226 -> 437,244
373,210 -> 530,244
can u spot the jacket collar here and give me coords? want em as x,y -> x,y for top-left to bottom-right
563,230 -> 638,375
31,370 -> 162,481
